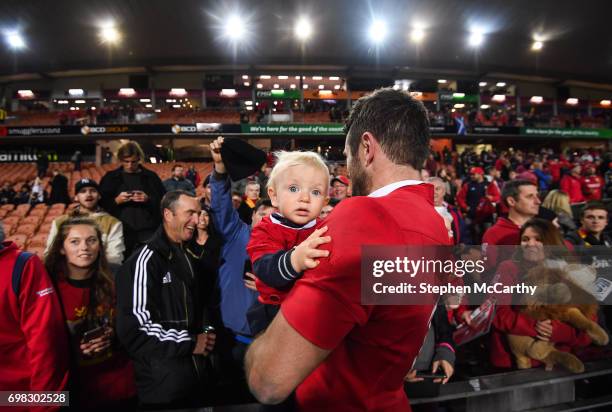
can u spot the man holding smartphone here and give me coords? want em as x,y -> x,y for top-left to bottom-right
99,141 -> 166,257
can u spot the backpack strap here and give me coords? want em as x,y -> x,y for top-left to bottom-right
12,251 -> 34,296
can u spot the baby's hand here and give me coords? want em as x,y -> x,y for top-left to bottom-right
290,226 -> 331,273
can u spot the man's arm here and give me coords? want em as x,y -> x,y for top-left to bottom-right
245,310 -> 330,404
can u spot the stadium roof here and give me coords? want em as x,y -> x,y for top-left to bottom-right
0,0 -> 611,85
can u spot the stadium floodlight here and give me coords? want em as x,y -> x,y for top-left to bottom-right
99,23 -> 121,44
479,82 -> 487,87
496,82 -> 506,87
530,96 -> 543,104
290,84 -> 296,89
437,79 -> 447,84
17,90 -> 34,98
566,98 -> 578,105
468,30 -> 484,48
68,89 -> 85,97
294,17 -> 313,41
410,26 -> 425,44
492,94 -> 506,103
368,19 -> 388,44
600,100 -> 611,107
4,31 -> 26,50
223,14 -> 246,42
531,41 -> 543,51
480,104 -> 490,109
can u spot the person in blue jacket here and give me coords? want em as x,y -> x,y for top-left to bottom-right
209,136 -> 275,371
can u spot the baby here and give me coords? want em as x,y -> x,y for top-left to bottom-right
246,151 -> 331,334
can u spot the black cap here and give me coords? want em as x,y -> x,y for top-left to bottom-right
220,138 -> 267,181
74,178 -> 99,193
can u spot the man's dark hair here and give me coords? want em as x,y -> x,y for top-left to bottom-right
253,198 -> 273,214
581,201 -> 608,218
344,88 -> 430,170
501,179 -> 536,207
160,190 -> 196,215
172,164 -> 184,171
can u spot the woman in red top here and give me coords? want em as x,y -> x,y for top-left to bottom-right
490,218 -> 593,369
45,217 -> 136,410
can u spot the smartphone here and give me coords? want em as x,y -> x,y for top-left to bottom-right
203,325 -> 216,334
243,259 -> 253,280
82,326 -> 105,343
415,372 -> 447,380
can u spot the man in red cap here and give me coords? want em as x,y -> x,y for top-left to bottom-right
456,166 -> 500,243
330,175 -> 350,202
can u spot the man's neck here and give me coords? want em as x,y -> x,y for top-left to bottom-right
507,210 -> 532,227
163,225 -> 182,246
368,164 -> 421,194
79,205 -> 95,214
583,227 -> 602,241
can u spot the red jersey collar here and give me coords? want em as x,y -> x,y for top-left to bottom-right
368,179 -> 424,198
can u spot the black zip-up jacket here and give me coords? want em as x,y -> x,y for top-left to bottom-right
116,226 -> 211,405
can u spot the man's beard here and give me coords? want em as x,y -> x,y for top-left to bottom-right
349,161 -> 372,197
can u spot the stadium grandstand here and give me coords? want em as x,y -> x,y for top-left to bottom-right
1,0 -> 612,411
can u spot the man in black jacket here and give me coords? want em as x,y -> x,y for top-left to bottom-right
99,141 -> 165,257
116,190 -> 217,408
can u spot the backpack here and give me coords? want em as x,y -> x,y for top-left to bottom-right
11,251 -> 34,296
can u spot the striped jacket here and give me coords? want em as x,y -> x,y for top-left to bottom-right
115,226 -> 210,405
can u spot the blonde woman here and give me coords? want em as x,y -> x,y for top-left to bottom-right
542,190 -> 577,235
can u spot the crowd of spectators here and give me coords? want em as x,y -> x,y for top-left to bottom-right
1,134 -> 612,409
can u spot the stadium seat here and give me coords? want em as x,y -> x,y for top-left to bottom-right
28,232 -> 50,248
29,208 -> 48,217
38,222 -> 52,233
0,204 -> 15,211
21,215 -> 43,227
15,224 -> 37,237
2,215 -> 21,226
0,209 -> 8,219
8,234 -> 28,249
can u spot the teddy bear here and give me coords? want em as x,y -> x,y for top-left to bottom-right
507,264 -> 608,373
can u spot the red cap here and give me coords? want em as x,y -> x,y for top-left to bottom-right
469,167 -> 485,175
331,175 -> 350,186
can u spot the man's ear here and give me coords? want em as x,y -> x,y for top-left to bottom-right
268,186 -> 278,207
162,208 -> 172,222
361,132 -> 377,166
